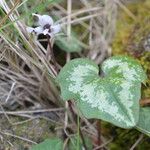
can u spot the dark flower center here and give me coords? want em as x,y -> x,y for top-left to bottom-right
43,24 -> 51,33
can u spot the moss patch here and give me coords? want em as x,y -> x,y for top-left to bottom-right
0,115 -> 57,150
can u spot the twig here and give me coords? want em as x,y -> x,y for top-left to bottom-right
63,137 -> 70,150
0,108 -> 64,125
60,13 -> 103,26
114,0 -> 136,21
0,108 -> 64,115
0,49 -> 6,61
93,138 -> 113,150
0,104 -> 39,125
11,117 -> 38,126
82,117 -> 97,134
56,7 -> 102,24
64,102 -> 68,129
0,131 -> 37,144
5,81 -> 16,103
0,0 -> 20,27
67,0 -> 71,39
0,103 -> 12,124
96,120 -> 102,149
130,134 -> 143,150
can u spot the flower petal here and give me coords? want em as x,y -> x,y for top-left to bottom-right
51,24 -> 61,34
26,26 -> 43,35
33,13 -> 54,27
32,13 -> 41,18
34,26 -> 43,35
26,27 -> 35,33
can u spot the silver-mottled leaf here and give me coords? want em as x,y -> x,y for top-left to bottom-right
56,56 -> 146,128
136,107 -> 150,137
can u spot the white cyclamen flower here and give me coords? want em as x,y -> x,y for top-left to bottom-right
27,13 -> 61,37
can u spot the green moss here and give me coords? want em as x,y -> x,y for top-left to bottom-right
101,121 -> 150,150
0,116 -> 57,149
112,0 -> 150,55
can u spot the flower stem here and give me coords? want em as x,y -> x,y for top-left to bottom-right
96,119 -> 102,149
68,101 -> 88,150
46,36 -> 59,73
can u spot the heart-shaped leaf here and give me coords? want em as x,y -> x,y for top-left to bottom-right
56,56 -> 146,128
136,107 -> 150,137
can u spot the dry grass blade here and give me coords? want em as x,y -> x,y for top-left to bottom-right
0,131 -> 37,144
130,134 -> 144,150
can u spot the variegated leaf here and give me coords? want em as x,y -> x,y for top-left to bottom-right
56,56 -> 146,128
136,107 -> 150,137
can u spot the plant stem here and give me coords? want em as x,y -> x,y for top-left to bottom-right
77,111 -> 80,150
68,101 -> 88,150
46,36 -> 59,73
96,120 -> 102,149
